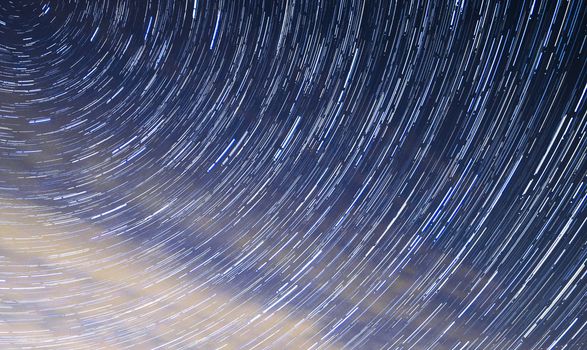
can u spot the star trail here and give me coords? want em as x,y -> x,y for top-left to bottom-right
0,0 -> 586,349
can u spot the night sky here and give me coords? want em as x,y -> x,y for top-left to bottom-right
0,0 -> 586,349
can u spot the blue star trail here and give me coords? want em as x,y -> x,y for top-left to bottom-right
0,0 -> 586,349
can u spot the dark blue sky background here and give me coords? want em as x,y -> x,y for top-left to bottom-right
0,0 -> 586,348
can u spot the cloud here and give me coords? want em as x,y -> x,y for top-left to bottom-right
0,197 -> 342,349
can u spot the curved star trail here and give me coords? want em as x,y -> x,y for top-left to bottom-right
1,0 -> 586,349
